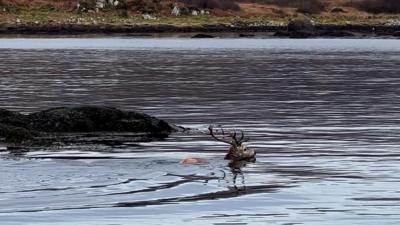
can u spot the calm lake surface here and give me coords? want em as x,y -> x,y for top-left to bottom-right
0,38 -> 400,225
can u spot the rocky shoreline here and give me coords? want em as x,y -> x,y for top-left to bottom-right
0,106 -> 174,148
0,23 -> 399,38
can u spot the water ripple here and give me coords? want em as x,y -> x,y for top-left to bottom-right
0,39 -> 399,225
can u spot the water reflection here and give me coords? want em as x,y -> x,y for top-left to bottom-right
0,39 -> 399,224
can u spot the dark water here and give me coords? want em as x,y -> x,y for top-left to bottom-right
0,38 -> 400,225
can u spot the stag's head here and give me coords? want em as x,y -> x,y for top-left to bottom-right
208,125 -> 256,161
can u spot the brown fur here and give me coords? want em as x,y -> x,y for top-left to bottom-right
225,144 -> 256,160
180,157 -> 208,165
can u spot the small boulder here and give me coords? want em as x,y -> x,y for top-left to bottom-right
142,13 -> 156,20
96,0 -> 105,9
191,34 -> 216,38
171,4 -> 180,16
275,14 -> 317,38
239,33 -> 255,38
331,7 -> 346,13
287,14 -> 315,32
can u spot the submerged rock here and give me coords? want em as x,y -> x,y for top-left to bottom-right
0,106 -> 173,146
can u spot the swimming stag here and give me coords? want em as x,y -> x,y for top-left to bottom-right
208,125 -> 256,161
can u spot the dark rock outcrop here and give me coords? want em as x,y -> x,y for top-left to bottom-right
392,31 -> 400,37
318,30 -> 355,37
274,30 -> 315,38
287,15 -> 315,33
0,106 -> 173,146
274,15 -> 358,38
1,23 -> 399,38
274,14 -> 317,38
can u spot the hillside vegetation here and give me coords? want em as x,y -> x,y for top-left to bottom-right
0,0 -> 399,27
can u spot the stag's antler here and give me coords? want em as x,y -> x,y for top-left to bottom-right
236,130 -> 250,145
208,125 -> 255,161
208,125 -> 250,146
208,125 -> 232,145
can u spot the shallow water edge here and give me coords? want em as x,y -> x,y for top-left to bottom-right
0,24 -> 400,38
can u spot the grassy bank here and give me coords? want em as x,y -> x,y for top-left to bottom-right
1,9 -> 399,27
0,1 -> 399,35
